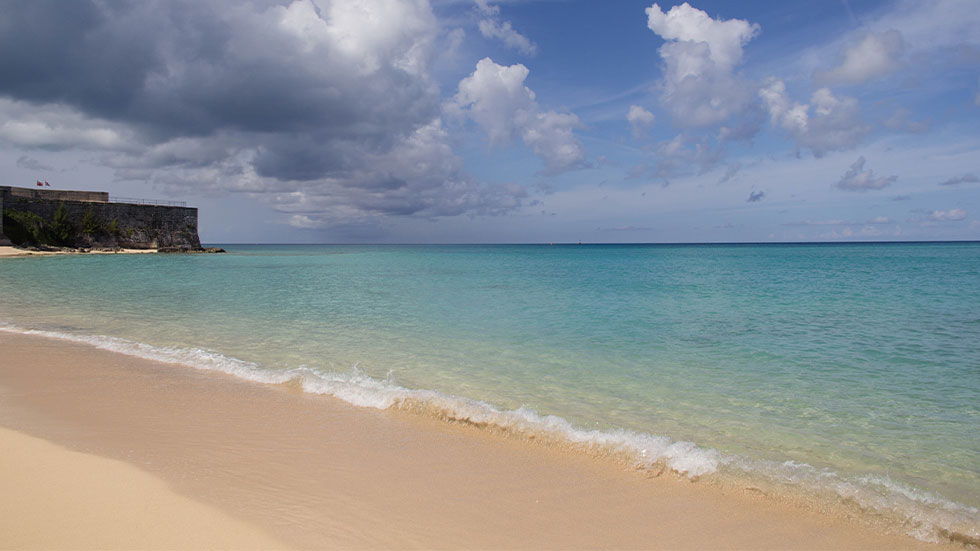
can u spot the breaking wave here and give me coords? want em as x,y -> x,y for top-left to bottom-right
2,323 -> 977,546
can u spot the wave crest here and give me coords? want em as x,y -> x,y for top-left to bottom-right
1,323 -> 976,545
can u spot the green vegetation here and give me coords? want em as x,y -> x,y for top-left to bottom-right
3,209 -> 47,244
1,200 -> 192,248
3,203 -> 76,246
82,206 -> 101,234
49,202 -> 73,245
3,203 -> 109,247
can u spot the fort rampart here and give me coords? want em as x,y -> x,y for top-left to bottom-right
1,186 -> 202,250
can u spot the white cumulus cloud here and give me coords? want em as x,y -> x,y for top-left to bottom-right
474,0 -> 537,55
760,79 -> 869,156
928,208 -> 967,221
645,2 -> 760,128
450,57 -> 585,173
646,2 -> 758,71
816,30 -> 904,85
627,105 -> 656,137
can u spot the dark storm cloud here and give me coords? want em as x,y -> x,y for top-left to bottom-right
252,135 -> 354,182
0,0 -> 525,222
0,1 -> 159,119
0,1 -> 428,138
16,155 -> 54,171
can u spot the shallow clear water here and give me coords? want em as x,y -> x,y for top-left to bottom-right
1,243 -> 978,541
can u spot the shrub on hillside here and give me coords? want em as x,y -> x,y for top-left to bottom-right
3,209 -> 47,245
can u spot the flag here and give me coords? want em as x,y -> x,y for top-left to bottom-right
36,181 -> 43,187
44,181 -> 50,186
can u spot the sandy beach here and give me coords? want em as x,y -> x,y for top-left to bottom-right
0,245 -> 157,258
0,330 -> 954,550
0,426 -> 286,550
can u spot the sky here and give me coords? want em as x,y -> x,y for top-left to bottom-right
1,0 -> 978,243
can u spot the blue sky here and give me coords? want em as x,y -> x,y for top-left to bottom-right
1,0 -> 978,243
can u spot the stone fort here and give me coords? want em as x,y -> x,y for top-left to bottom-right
0,185 -> 202,250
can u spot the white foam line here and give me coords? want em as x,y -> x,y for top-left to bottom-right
2,322 -> 977,544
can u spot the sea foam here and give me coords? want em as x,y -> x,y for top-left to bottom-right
2,323 -> 977,546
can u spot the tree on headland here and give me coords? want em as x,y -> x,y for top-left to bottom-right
82,206 -> 101,235
49,202 -> 73,245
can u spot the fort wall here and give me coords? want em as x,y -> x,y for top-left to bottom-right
0,186 -> 201,250
1,186 -> 109,203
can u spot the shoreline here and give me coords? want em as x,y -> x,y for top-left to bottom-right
0,330 -> 957,550
0,245 -> 224,258
0,245 -> 158,258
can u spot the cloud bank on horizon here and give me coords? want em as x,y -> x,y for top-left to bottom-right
0,0 -> 977,242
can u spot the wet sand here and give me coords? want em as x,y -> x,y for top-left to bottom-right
0,331 -> 952,549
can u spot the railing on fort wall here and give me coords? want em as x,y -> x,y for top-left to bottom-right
109,196 -> 187,207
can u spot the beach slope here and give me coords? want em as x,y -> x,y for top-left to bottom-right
0,426 -> 287,550
0,331 -> 953,550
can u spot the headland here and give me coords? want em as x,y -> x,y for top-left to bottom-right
0,185 -> 210,253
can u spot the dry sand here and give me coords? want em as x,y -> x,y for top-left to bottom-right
0,330 -> 954,550
0,426 -> 288,550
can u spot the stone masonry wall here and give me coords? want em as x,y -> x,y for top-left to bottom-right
1,193 -> 201,249
0,193 -> 9,245
2,186 -> 109,203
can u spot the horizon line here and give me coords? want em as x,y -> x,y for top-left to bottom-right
200,240 -> 980,246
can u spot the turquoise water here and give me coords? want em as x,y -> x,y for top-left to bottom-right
1,243 -> 978,542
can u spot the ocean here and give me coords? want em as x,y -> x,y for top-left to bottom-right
1,243 -> 977,543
